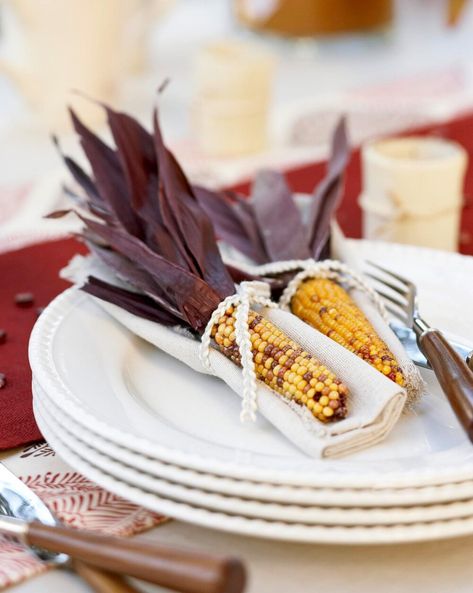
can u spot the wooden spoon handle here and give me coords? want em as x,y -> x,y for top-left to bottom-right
27,522 -> 246,593
420,329 -> 473,442
73,561 -> 143,593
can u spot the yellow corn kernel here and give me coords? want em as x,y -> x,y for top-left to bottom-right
211,309 -> 348,422
291,277 -> 404,387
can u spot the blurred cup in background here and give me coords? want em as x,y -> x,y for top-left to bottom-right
0,0 -> 155,128
359,136 -> 467,251
193,40 -> 275,157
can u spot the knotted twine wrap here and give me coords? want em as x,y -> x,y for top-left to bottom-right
199,281 -> 278,422
222,257 -> 387,315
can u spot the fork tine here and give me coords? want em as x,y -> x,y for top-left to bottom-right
365,261 -> 417,326
374,287 -> 408,310
365,272 -> 409,296
365,260 -> 412,288
383,302 -> 410,324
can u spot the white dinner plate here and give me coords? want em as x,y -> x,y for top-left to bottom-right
33,377 -> 473,507
33,385 -> 473,526
29,240 -> 473,490
33,396 -> 473,544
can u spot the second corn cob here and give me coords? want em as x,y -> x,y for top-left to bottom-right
291,278 -> 404,386
291,277 -> 405,387
212,307 -> 349,422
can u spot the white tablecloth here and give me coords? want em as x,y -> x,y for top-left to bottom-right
13,521 -> 473,593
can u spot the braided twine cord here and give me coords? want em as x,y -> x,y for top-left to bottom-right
199,281 -> 278,422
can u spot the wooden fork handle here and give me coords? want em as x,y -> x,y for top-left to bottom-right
420,329 -> 473,442
26,522 -> 246,593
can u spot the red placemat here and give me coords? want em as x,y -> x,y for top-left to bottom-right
0,238 -> 87,450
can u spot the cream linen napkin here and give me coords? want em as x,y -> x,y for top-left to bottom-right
63,255 -> 407,459
330,222 -> 425,407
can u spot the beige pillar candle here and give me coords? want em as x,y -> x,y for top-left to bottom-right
359,137 -> 467,251
193,41 -> 275,157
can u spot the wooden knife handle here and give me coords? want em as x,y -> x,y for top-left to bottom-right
73,561 -> 143,593
420,329 -> 473,442
27,522 -> 246,593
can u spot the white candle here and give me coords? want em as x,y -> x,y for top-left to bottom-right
359,137 -> 467,251
193,40 -> 275,157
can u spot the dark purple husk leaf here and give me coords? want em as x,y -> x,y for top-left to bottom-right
251,169 -> 310,262
105,107 -> 157,213
193,186 -> 264,263
227,263 -> 264,285
103,109 -> 190,268
56,105 -> 236,334
87,241 -> 183,320
82,276 -> 181,326
69,109 -> 144,238
193,116 -> 349,277
318,236 -> 332,261
78,213 -> 223,331
153,113 -> 235,297
54,138 -> 116,223
307,116 -> 349,258
231,195 -> 268,264
53,135 -> 101,205
45,209 -> 74,219
195,184 -> 267,263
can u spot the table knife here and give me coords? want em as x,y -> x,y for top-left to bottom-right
0,463 -> 246,593
0,462 -> 139,593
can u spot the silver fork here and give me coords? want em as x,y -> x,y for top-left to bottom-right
365,261 -> 473,443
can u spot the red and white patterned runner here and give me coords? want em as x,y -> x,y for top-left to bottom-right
0,443 -> 167,589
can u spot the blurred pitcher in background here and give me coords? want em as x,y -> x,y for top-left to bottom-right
235,0 -> 393,37
0,0 -> 160,128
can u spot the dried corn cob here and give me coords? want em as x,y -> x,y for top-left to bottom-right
291,278 -> 404,387
212,306 -> 348,422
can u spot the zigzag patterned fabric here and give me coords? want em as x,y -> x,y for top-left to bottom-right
0,443 -> 167,589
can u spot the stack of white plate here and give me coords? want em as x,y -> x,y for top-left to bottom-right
30,241 -> 473,544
